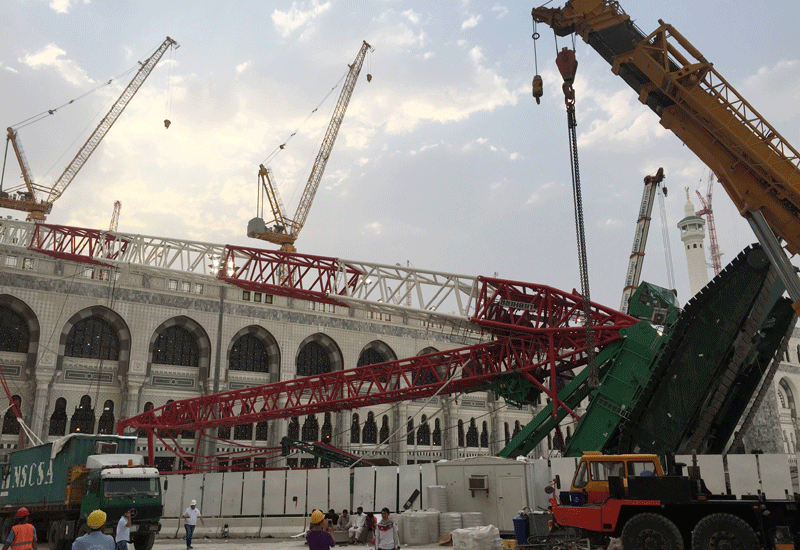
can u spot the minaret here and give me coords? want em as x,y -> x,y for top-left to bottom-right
678,187 -> 709,298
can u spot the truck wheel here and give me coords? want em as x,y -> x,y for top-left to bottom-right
621,513 -> 684,550
48,521 -> 69,550
691,513 -> 758,550
133,532 -> 155,550
1,517 -> 13,541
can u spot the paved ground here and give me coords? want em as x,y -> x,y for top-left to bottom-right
152,538 -> 446,550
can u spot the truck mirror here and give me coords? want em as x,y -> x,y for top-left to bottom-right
544,486 -> 554,495
555,475 -> 561,490
163,479 -> 168,491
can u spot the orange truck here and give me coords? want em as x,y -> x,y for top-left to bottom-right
547,452 -> 798,550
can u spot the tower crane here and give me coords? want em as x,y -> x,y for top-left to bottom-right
247,40 -> 373,253
620,167 -> 670,313
3,37 -> 178,221
531,0 -> 800,314
109,200 -> 122,232
696,172 -> 723,276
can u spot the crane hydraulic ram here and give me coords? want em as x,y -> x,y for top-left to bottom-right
531,0 -> 800,312
4,37 -> 178,221
248,40 -> 372,252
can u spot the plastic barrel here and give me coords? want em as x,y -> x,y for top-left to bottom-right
512,514 -> 529,546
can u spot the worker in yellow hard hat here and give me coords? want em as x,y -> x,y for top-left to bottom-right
72,510 -> 115,550
1,508 -> 36,550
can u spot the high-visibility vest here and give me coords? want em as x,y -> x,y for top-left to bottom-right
10,523 -> 34,550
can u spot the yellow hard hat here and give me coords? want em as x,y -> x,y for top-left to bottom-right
87,509 -> 107,529
310,510 -> 325,524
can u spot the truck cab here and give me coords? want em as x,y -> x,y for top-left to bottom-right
565,452 -> 663,505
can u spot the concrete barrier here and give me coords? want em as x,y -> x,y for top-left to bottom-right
219,517 -> 262,538
157,519 -> 180,539
260,517 -> 307,538
191,518 -> 222,539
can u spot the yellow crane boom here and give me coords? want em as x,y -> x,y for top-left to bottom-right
4,36 -> 178,221
248,40 -> 373,252
531,0 -> 800,308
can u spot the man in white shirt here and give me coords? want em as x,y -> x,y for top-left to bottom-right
181,500 -> 204,549
347,507 -> 366,544
115,510 -> 131,550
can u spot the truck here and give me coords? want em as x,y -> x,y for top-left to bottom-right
0,434 -> 161,550
547,452 -> 800,549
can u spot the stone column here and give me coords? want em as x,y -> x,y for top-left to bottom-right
393,402 -> 407,465
442,396 -> 457,461
124,378 -> 145,421
30,370 -> 55,440
488,393 -> 501,455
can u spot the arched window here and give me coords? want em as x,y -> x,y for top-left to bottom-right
70,395 -> 95,434
350,414 -> 360,443
513,420 -> 521,438
380,415 -> 390,444
504,422 -> 511,445
321,413 -> 332,443
138,402 -> 153,438
49,397 -> 67,436
363,412 -> 377,444
406,417 -> 414,445
357,348 -> 385,367
287,417 -> 300,440
234,405 -> 253,440
301,414 -> 319,442
432,419 -> 441,447
153,326 -> 198,366
229,334 -> 269,372
480,421 -> 488,448
218,422 -> 231,440
297,341 -> 331,377
458,420 -> 465,447
0,307 -> 29,353
417,415 -> 430,446
65,317 -> 119,360
97,400 -> 115,435
780,379 -> 797,420
466,418 -> 479,447
2,395 -> 20,435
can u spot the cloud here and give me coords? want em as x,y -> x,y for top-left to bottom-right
492,4 -> 509,19
423,52 -> 435,60
461,15 -> 482,30
2,64 -> 18,73
402,9 -> 420,25
20,43 -> 93,86
272,1 -> 332,38
235,61 -> 251,75
364,222 -> 383,235
49,0 -> 88,14
600,218 -> 623,229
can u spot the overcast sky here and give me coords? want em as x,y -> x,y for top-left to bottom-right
1,0 -> 799,312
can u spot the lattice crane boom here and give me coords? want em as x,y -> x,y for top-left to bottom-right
249,40 -> 372,252
4,37 -> 178,221
696,173 -> 723,276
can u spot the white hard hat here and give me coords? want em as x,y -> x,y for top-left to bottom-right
190,500 -> 197,506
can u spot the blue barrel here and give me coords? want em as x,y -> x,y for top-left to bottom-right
512,514 -> 529,545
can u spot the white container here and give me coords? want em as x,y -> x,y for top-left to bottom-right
439,512 -> 463,535
419,509 -> 441,543
452,525 -> 503,550
427,485 -> 448,512
461,512 -> 484,529
403,512 -> 430,545
389,514 -> 404,545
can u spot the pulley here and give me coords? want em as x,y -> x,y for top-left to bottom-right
532,75 -> 543,104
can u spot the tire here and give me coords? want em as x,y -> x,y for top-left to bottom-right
1,517 -> 13,542
691,513 -> 759,550
77,523 -> 92,538
48,521 -> 69,550
621,513 -> 684,550
133,532 -> 156,550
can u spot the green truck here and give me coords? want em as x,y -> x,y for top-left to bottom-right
0,434 -> 162,550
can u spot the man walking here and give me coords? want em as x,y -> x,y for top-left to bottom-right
116,509 -> 132,550
1,508 -> 36,550
182,500 -> 204,549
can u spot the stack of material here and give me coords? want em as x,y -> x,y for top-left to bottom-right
427,485 -> 448,512
452,525 -> 503,550
461,512 -> 484,528
403,510 -> 441,544
388,514 -> 404,545
439,512 -> 463,535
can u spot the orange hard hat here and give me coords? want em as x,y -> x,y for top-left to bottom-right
15,508 -> 28,518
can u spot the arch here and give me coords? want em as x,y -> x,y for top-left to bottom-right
296,333 -> 343,377
153,326 -> 198,366
148,316 -> 211,376
350,413 -> 360,443
417,347 -> 439,356
0,295 -> 39,373
234,404 -> 253,440
480,421 -> 488,448
60,305 -> 131,369
287,417 -> 300,440
70,395 -> 95,434
417,414 -> 430,446
504,422 -> 510,445
433,419 -> 441,447
301,414 -> 319,442
97,400 -> 115,435
407,417 -> 414,445
780,378 -> 797,420
458,420 -> 465,447
49,397 -> 68,436
321,412 -> 332,443
228,325 -> 280,375
357,341 -> 397,367
466,418 -> 478,447
380,415 -> 390,444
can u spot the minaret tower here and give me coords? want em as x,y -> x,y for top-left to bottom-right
678,187 -> 709,298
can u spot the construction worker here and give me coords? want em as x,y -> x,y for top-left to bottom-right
1,508 -> 36,550
72,510 -> 115,550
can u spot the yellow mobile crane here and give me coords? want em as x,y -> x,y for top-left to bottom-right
531,0 -> 800,313
3,37 -> 178,221
247,40 -> 372,252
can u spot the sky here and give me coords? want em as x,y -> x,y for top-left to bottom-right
1,0 -> 799,313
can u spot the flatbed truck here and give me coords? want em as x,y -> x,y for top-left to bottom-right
0,434 -> 161,550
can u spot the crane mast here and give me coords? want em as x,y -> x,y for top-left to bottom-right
620,167 -> 665,313
532,0 -> 800,312
249,40 -> 373,252
696,173 -> 723,276
4,36 -> 178,221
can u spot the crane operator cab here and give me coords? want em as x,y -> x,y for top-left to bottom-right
564,452 -> 663,506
